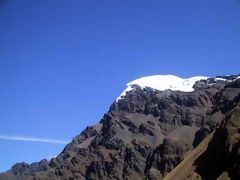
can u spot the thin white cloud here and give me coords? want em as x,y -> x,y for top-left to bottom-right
0,135 -> 69,145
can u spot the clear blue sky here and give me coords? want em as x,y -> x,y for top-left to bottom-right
0,0 -> 239,172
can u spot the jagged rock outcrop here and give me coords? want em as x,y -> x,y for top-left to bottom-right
193,81 -> 240,180
0,74 -> 240,180
163,79 -> 240,180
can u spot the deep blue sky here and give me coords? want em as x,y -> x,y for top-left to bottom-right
0,0 -> 240,172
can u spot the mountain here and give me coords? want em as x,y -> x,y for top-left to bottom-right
1,74 -> 240,180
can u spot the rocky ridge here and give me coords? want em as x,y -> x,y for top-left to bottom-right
0,74 -> 240,180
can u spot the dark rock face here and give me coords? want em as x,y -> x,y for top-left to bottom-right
194,92 -> 240,180
1,75 -> 240,180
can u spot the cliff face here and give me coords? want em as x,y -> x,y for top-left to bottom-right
193,83 -> 240,180
1,75 -> 240,180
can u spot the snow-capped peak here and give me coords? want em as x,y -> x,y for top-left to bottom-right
117,75 -> 208,101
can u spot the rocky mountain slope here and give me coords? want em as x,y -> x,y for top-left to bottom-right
1,74 -> 240,180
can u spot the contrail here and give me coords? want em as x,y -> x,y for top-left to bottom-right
0,135 -> 69,145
